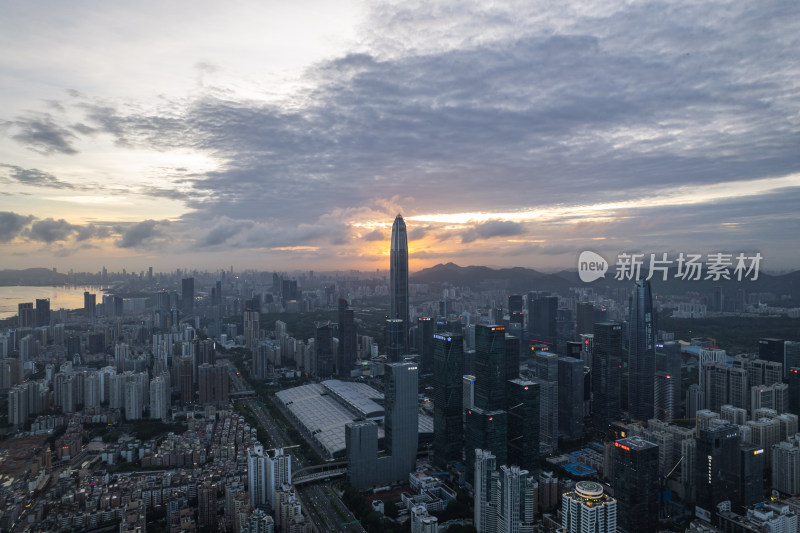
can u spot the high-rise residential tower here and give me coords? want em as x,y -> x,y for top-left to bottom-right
390,214 -> 409,354
628,279 -> 656,422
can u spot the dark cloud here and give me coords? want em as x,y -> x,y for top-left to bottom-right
116,220 -> 166,248
363,229 -> 385,241
0,211 -> 34,242
28,218 -> 79,243
10,114 -> 78,155
3,1 -> 798,267
460,220 -> 526,243
0,164 -> 75,189
200,217 -> 253,246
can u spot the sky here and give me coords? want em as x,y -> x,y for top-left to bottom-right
1,0 -> 799,274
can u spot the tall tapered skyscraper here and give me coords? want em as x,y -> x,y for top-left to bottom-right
628,279 -> 656,421
390,214 -> 409,354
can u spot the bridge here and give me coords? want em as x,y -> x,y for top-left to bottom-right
230,390 -> 257,399
293,467 -> 347,485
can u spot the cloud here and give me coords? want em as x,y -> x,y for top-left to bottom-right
0,164 -> 75,189
200,217 -> 254,246
10,114 -> 78,155
460,220 -> 526,243
27,218 -> 80,243
363,229 -> 385,241
0,212 -> 34,242
116,219 -> 166,248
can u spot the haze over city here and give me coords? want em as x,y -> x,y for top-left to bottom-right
1,1 -> 799,273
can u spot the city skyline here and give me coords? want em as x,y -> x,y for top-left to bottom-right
1,1 -> 799,274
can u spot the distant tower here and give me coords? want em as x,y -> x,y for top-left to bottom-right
629,279 -> 656,421
390,214 -> 409,354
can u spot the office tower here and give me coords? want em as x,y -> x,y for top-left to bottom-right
561,481 -> 617,533
504,334 -> 521,385
508,294 -> 523,314
507,379 -> 539,474
248,445 -> 268,507
346,420 -> 380,489
385,362 -> 419,472
466,408 -> 507,483
654,341 -> 681,420
314,321 -> 334,377
772,435 -> 800,496
474,449 -> 497,533
496,465 -> 537,533
179,355 -> 194,404
84,292 -> 96,319
628,280 -> 656,421
346,363 -> 419,488
785,342 -> 800,378
558,356 -> 584,440
738,444 -> 765,509
654,372 -> 678,422
244,308 -> 260,348
417,317 -> 434,374
474,325 -> 508,411
576,302 -> 595,336
463,375 -> 475,420
385,318 -> 405,363
266,448 -> 292,510
695,424 -> 741,520
433,332 -> 464,469
390,214 -> 409,354
18,302 -> 35,328
788,368 -> 800,417
181,277 -> 194,315
199,363 -> 229,405
215,280 -> 223,306
336,299 -> 357,377
532,352 -> 559,451
556,307 -> 575,354
592,322 -> 622,429
34,298 -> 50,327
760,338 -> 786,365
529,295 -> 558,347
613,436 -> 659,533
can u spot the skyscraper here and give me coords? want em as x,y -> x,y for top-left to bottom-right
506,379 -> 539,474
613,436 -> 659,533
474,325 -> 507,411
84,291 -> 96,319
337,299 -> 357,377
592,322 -> 623,430
417,317 -> 434,374
390,214 -> 409,354
346,362 -> 419,488
695,424 -> 740,521
558,356 -> 584,440
181,277 -> 194,315
628,279 -> 656,422
474,449 -> 498,533
561,481 -> 617,533
35,298 -> 50,327
433,333 -> 464,469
